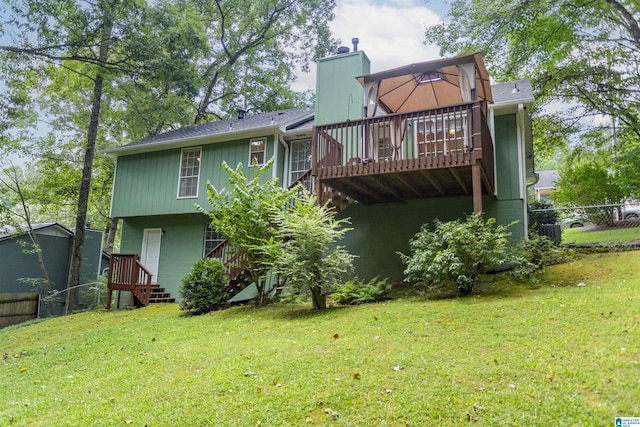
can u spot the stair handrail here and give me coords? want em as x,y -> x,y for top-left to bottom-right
106,254 -> 154,309
133,260 -> 153,306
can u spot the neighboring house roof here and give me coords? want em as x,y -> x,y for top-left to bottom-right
535,170 -> 559,190
106,106 -> 314,156
0,223 -> 74,242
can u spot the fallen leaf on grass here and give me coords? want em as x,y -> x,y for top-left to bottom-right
324,408 -> 339,419
19,367 -> 27,372
272,380 -> 282,387
393,365 -> 404,372
352,372 -> 360,379
466,412 -> 479,421
125,420 -> 133,424
333,334 -> 339,339
305,417 -> 312,423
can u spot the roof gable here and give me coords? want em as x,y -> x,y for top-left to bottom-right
0,223 -> 73,242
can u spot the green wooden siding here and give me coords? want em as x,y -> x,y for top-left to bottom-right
111,135 -> 279,217
120,214 -> 210,299
338,196 -> 525,283
494,114 -> 520,200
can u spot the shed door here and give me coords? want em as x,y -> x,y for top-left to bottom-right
141,228 -> 162,283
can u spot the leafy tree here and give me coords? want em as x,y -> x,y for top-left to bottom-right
425,0 -> 640,149
551,162 -> 624,225
399,213 -> 512,296
198,160 -> 297,305
0,165 -> 55,314
261,191 -> 354,309
189,0 -> 337,123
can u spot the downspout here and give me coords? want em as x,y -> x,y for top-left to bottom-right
272,133 -> 279,180
489,108 -> 497,196
278,135 -> 290,187
517,103 -> 529,236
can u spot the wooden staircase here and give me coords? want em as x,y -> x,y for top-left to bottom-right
106,254 -> 176,309
147,284 -> 176,304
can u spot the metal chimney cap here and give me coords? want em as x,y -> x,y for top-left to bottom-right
351,38 -> 359,52
337,46 -> 350,54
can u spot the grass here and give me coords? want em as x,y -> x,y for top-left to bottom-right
562,223 -> 640,245
1,251 -> 640,426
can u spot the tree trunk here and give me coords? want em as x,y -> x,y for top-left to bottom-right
310,287 -> 326,310
66,14 -> 113,312
104,217 -> 118,254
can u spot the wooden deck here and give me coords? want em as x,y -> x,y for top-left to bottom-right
312,101 -> 494,210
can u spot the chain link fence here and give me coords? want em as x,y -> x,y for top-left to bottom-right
529,204 -> 640,248
38,279 -> 109,318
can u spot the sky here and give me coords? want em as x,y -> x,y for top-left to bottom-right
292,0 -> 448,92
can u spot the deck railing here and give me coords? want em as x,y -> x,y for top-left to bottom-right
106,254 -> 152,309
312,101 -> 493,180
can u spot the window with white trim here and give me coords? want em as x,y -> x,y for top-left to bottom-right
177,147 -> 201,198
290,139 -> 312,182
203,223 -> 224,257
249,138 -> 266,166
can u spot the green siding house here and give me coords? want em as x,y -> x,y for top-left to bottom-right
0,223 -> 106,315
107,50 -> 535,302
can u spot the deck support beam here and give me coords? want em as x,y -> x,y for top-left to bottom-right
449,168 -> 469,195
472,161 -> 483,213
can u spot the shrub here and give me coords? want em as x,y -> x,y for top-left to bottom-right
511,233 -> 569,279
399,213 -> 512,296
331,277 -> 391,305
180,258 -> 228,314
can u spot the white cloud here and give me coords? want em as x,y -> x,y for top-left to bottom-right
292,0 -> 444,92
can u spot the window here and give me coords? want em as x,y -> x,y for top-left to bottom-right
203,224 -> 225,257
177,147 -> 201,198
290,139 -> 312,183
415,112 -> 468,157
249,138 -> 266,166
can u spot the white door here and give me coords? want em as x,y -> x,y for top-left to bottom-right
141,228 -> 162,283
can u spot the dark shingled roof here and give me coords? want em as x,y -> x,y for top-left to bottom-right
109,79 -> 532,155
117,106 -> 314,150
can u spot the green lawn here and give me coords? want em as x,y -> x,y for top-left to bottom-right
562,223 -> 640,245
1,251 -> 639,426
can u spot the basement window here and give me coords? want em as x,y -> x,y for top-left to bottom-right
203,224 -> 224,257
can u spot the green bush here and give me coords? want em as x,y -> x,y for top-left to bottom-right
511,233 -> 569,279
399,213 -> 512,296
331,277 -> 391,305
179,258 -> 229,314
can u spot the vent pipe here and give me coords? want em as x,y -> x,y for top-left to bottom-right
352,38 -> 359,52
237,109 -> 246,119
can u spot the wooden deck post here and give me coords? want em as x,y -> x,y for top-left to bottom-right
472,161 -> 482,213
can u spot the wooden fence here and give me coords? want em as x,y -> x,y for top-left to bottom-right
0,292 -> 39,328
